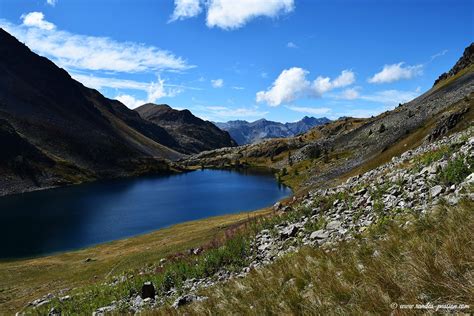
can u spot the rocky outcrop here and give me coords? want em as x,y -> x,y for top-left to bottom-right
427,106 -> 469,141
215,117 -> 331,145
434,42 -> 474,86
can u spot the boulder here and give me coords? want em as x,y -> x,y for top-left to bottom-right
280,225 -> 299,239
326,220 -> 342,230
141,282 -> 155,299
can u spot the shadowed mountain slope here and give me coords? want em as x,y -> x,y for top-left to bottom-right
0,28 -> 183,196
135,103 -> 237,154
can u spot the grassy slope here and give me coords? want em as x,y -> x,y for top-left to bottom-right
174,198 -> 474,315
0,209 -> 268,314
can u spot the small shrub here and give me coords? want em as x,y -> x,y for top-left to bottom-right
437,154 -> 473,185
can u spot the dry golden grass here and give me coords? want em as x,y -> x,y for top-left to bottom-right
158,198 -> 474,315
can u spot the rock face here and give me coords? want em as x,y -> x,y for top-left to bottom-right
135,103 -> 237,154
215,116 -> 331,145
434,42 -> 473,86
0,28 -> 183,196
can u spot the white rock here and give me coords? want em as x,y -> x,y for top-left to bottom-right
430,185 -> 443,198
310,230 -> 329,240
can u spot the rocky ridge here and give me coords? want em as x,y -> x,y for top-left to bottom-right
215,117 -> 331,145
27,127 -> 471,315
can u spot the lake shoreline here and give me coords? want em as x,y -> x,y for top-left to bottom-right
0,206 -> 281,313
0,168 -> 291,259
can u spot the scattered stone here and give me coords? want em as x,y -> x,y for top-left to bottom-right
172,294 -> 207,309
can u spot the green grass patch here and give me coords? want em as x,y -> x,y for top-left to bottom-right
437,154 -> 474,185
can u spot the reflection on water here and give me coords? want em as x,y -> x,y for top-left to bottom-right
0,169 -> 291,259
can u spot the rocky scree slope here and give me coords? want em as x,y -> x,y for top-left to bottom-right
215,116 -> 331,145
0,29 -> 186,196
135,103 -> 237,154
26,127 -> 474,314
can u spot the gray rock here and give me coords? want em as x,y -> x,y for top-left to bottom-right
430,185 -> 443,198
172,294 -> 207,309
310,230 -> 329,240
326,220 -> 342,230
280,224 -> 299,239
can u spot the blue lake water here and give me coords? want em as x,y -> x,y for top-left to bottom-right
0,169 -> 291,259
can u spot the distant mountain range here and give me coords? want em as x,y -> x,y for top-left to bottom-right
215,116 -> 331,145
135,103 -> 236,154
0,28 -> 235,195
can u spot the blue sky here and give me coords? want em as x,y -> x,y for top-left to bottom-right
0,0 -> 472,122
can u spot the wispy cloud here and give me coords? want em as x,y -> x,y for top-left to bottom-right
71,73 -> 197,92
232,86 -> 245,90
286,106 -> 331,115
359,89 -> 420,105
338,87 -> 360,100
112,77 -> 181,109
256,67 -> 355,106
211,78 -> 224,88
430,49 -> 448,62
332,86 -> 420,106
287,41 -> 298,49
1,15 -> 193,73
169,0 -> 202,22
368,62 -> 422,84
195,105 -> 268,121
46,0 -> 57,7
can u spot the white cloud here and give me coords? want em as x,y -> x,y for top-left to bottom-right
286,106 -> 331,115
211,78 -> 224,88
1,17 -> 192,73
256,67 -> 355,106
114,78 -> 181,109
21,12 -> 55,30
71,73 -> 190,94
206,0 -> 294,30
116,94 -> 147,109
232,86 -> 245,90
368,62 -> 423,84
169,0 -> 202,22
193,105 -> 268,120
256,67 -> 310,106
287,41 -> 298,48
339,87 -> 360,100
69,73 -> 184,109
46,0 -> 57,7
360,89 -> 420,105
